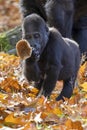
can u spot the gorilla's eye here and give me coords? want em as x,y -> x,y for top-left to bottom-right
34,33 -> 40,39
25,34 -> 32,40
27,35 -> 32,39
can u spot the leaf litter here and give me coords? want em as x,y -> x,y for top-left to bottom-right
0,0 -> 87,129
0,52 -> 87,130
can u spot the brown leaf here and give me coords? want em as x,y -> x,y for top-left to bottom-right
65,119 -> 83,130
22,122 -> 37,130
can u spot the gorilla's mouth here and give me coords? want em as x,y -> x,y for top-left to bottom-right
34,52 -> 40,60
32,48 -> 40,61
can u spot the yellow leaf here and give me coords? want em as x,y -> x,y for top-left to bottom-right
85,93 -> 87,98
80,82 -> 87,92
53,108 -> 63,117
29,87 -> 39,94
5,113 -> 27,126
0,92 -> 8,100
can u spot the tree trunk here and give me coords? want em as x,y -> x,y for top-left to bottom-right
0,26 -> 22,54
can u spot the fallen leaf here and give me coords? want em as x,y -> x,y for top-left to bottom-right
65,119 -> 83,130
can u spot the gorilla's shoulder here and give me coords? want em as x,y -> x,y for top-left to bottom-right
49,27 -> 62,40
49,27 -> 62,35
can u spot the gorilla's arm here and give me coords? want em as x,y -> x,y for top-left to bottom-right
45,0 -> 74,38
23,58 -> 41,82
20,0 -> 47,20
42,65 -> 60,97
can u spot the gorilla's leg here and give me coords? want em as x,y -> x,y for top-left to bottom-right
73,16 -> 87,56
56,76 -> 76,101
41,66 -> 59,97
35,78 -> 44,90
74,29 -> 87,56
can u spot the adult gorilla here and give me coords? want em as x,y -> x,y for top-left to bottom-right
20,0 -> 47,20
46,0 -> 87,55
20,0 -> 74,38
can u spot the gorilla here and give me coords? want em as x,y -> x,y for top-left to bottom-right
20,0 -> 47,20
73,0 -> 87,56
45,0 -> 74,38
19,0 -> 87,56
20,0 -> 74,38
73,17 -> 87,56
20,13 -> 80,101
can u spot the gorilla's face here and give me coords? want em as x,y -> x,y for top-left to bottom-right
23,31 -> 42,60
22,14 -> 49,60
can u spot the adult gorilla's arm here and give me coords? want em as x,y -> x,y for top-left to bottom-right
20,0 -> 47,20
45,0 -> 74,38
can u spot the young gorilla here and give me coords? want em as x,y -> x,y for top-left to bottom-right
20,14 -> 80,101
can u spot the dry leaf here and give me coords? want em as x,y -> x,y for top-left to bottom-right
16,39 -> 32,60
80,82 -> 87,92
65,119 -> 83,130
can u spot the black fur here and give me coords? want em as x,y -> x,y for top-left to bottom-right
20,0 -> 47,20
45,0 -> 74,38
20,0 -> 74,38
73,16 -> 87,56
22,14 -> 80,101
